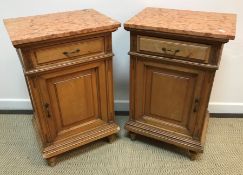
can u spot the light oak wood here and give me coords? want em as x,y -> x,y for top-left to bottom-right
125,27 -> 229,160
141,60 -> 204,137
42,122 -> 119,159
19,33 -> 110,72
30,37 -> 104,67
16,32 -> 119,166
138,36 -> 211,63
37,62 -> 109,142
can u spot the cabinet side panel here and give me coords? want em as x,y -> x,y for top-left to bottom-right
105,58 -> 115,122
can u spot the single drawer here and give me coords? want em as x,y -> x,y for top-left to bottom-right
138,36 -> 211,63
30,37 -> 105,66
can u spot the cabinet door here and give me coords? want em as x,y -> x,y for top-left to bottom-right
134,58 -> 205,138
37,61 -> 108,142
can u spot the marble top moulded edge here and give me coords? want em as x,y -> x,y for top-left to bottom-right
4,9 -> 121,47
124,7 -> 237,40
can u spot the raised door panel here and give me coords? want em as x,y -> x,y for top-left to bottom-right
49,69 -> 98,128
37,62 -> 108,142
135,59 -> 204,138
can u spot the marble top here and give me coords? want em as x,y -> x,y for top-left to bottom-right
4,9 -> 121,46
124,7 -> 236,40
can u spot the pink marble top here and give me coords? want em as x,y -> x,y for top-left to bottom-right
124,7 -> 236,40
4,9 -> 121,46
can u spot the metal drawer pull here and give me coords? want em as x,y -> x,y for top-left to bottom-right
44,103 -> 51,118
193,98 -> 200,113
162,47 -> 180,55
63,49 -> 80,56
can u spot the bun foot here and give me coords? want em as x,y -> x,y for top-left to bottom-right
130,132 -> 136,141
107,134 -> 116,143
47,157 -> 57,167
187,150 -> 199,161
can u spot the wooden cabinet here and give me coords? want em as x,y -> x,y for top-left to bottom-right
124,8 -> 236,159
4,9 -> 120,166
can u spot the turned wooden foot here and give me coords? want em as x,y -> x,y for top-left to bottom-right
107,134 -> 116,143
130,132 -> 136,141
47,157 -> 57,167
187,150 -> 198,161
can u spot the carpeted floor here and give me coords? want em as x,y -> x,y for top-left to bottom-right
0,114 -> 243,175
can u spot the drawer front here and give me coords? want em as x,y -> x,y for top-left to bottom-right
138,36 -> 211,63
30,37 -> 105,66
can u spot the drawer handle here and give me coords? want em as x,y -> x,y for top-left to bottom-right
162,47 -> 180,55
193,98 -> 200,113
44,103 -> 51,118
63,49 -> 80,57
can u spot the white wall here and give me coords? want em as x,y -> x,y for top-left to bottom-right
0,0 -> 242,113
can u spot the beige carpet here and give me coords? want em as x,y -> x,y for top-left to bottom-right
0,114 -> 243,175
